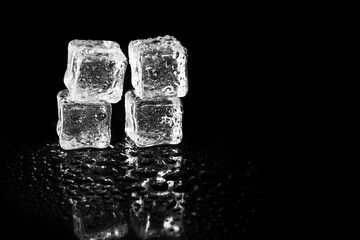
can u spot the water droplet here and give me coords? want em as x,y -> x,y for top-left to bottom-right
174,183 -> 190,193
163,172 -> 183,181
131,185 -> 145,192
94,177 -> 114,186
102,167 -> 119,176
160,152 -> 170,157
128,151 -> 139,157
109,188 -> 121,195
95,112 -> 107,121
148,68 -> 159,80
96,160 -> 115,166
63,172 -> 76,180
69,168 -> 82,174
94,188 -> 107,196
198,170 -> 207,178
69,184 -> 78,190
62,179 -> 75,185
102,152 -> 127,161
141,152 -> 154,158
75,176 -> 93,184
166,199 -> 177,210
148,193 -> 159,200
85,158 -> 96,164
115,176 -> 138,183
164,158 -> 177,164
188,176 -> 198,184
139,159 -> 156,166
113,195 -> 125,202
133,169 -> 157,178
79,163 -> 91,169
70,160 -> 81,166
150,181 -> 168,191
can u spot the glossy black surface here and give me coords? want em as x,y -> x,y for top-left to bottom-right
0,6 -> 355,239
0,120 -> 354,239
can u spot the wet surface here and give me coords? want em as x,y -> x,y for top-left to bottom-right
0,121 -> 354,239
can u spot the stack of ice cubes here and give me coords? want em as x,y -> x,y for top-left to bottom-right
57,40 -> 128,150
126,35 -> 188,147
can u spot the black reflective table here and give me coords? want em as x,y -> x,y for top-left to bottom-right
0,114 -> 354,239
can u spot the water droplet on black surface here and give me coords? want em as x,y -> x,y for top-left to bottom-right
133,169 -> 157,178
174,183 -> 190,193
96,160 -> 115,166
138,159 -> 156,166
109,188 -> 121,195
113,195 -> 125,202
131,185 -> 145,192
148,193 -> 159,200
75,176 -> 93,184
115,175 -> 138,183
166,199 -> 177,209
163,172 -> 182,181
94,188 -> 107,196
141,151 -> 154,158
164,158 -> 176,164
79,163 -> 91,169
128,151 -> 139,156
150,181 -> 168,191
69,160 -> 81,166
94,177 -> 114,185
69,168 -> 81,174
62,179 -> 74,185
85,158 -> 96,164
188,176 -> 198,184
101,167 -> 119,176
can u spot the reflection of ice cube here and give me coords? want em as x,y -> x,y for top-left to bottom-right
129,35 -> 188,99
57,89 -> 111,150
130,192 -> 184,239
125,89 -> 183,147
72,201 -> 128,240
64,39 -> 127,103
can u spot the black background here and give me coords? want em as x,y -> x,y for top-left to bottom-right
2,5 -> 355,138
0,4 -> 356,239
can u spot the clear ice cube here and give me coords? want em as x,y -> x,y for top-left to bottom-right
125,89 -> 183,147
57,89 -> 112,150
64,39 -> 127,103
128,35 -> 188,98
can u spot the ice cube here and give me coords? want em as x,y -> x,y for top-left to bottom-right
57,89 -> 112,150
128,35 -> 188,98
125,89 -> 183,147
64,39 -> 127,103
